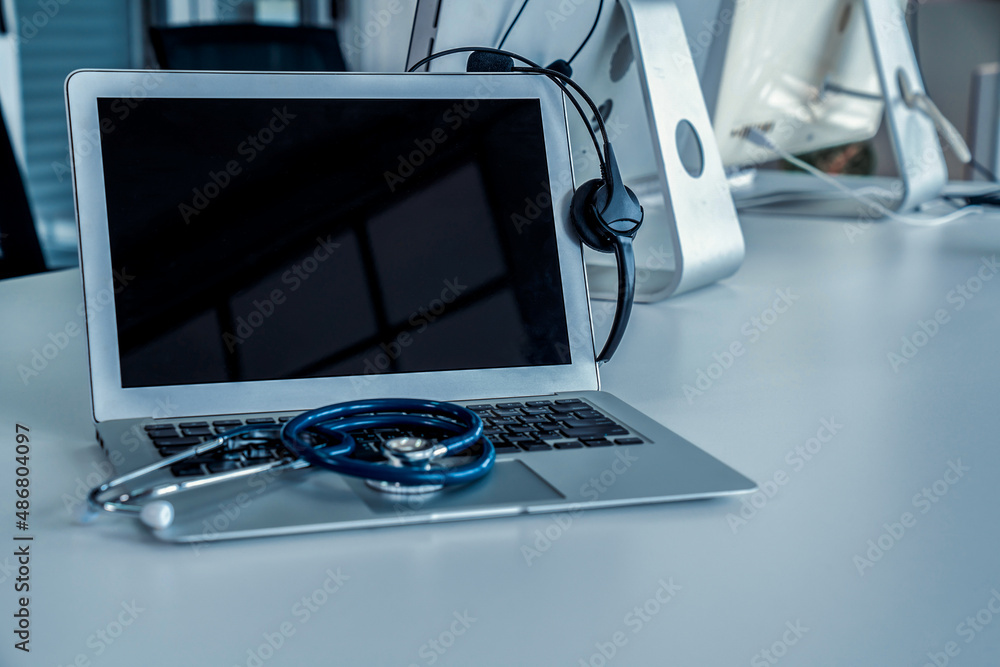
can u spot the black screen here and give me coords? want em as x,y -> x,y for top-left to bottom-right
97,97 -> 571,388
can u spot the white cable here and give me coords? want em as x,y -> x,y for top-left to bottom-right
744,129 -> 983,227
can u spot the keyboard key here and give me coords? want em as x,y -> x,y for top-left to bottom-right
246,417 -> 276,425
615,437 -> 644,445
146,426 -> 178,437
181,427 -> 213,437
555,398 -> 585,405
562,426 -> 628,439
507,425 -> 536,433
153,437 -> 202,448
561,418 -> 614,428
213,419 -> 243,427
467,405 -> 494,411
491,417 -> 519,425
520,416 -> 549,424
573,410 -> 603,419
496,402 -> 524,409
582,438 -> 613,447
550,404 -> 580,414
554,441 -> 585,449
278,416 -> 291,422
493,444 -> 521,454
525,400 -> 553,407
483,427 -> 505,436
144,423 -> 174,431
158,446 -> 206,457
520,407 -> 551,415
521,443 -> 552,452
505,435 -> 536,445
178,421 -> 208,428
536,430 -> 563,440
493,409 -> 520,417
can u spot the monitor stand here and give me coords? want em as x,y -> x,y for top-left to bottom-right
584,0 -> 745,303
730,0 -> 948,216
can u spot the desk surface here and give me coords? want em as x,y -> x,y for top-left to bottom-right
2,213 -> 1000,666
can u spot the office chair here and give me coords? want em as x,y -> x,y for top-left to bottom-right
0,107 -> 46,280
149,24 -> 347,72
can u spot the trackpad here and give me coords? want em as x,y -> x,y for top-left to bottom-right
353,460 -> 563,517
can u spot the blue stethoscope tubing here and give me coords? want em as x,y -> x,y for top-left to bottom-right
282,398 -> 495,486
82,398 -> 496,529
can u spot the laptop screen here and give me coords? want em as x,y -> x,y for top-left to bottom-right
96,97 -> 571,388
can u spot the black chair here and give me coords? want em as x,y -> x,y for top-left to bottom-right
0,108 -> 46,279
149,24 -> 347,72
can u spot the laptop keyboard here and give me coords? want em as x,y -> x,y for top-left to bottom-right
143,398 -> 646,478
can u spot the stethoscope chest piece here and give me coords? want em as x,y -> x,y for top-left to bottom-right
365,436 -> 447,495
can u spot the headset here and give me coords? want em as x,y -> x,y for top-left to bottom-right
408,47 -> 643,363
81,399 -> 495,530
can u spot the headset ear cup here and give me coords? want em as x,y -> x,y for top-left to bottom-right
570,179 -> 615,252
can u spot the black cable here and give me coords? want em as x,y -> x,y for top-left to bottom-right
408,46 -> 541,74
407,46 -> 610,177
568,0 -> 604,65
512,64 -> 611,176
496,0 -> 604,66
497,0 -> 532,51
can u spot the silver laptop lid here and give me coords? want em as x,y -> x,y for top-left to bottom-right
67,70 -> 599,423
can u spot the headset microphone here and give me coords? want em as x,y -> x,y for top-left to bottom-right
452,48 -> 643,363
466,51 -> 514,73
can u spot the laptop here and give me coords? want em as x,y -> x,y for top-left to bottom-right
66,69 -> 755,543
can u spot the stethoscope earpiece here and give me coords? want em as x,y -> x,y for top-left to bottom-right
140,500 -> 176,530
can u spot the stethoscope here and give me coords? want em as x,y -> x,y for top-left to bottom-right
81,399 -> 495,531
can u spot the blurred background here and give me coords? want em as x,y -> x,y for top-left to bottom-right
1,0 -> 999,271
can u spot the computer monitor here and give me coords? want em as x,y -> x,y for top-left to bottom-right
402,0 -> 746,303
705,0 -> 950,215
403,0 -> 948,220
710,0 -> 886,167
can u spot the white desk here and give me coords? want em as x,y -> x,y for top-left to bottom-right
2,212 -> 1000,666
